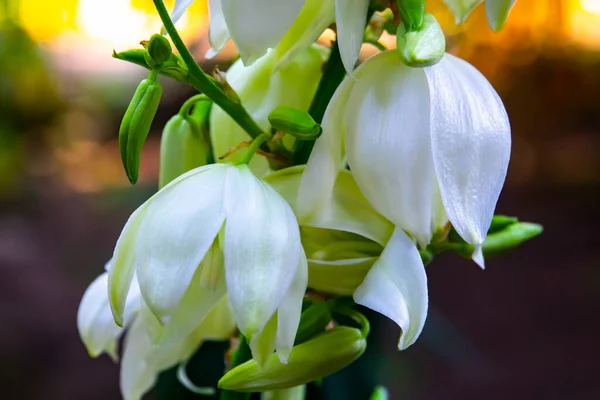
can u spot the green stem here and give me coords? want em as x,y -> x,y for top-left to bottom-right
153,0 -> 264,140
334,306 -> 371,339
179,94 -> 210,116
237,133 -> 271,165
219,336 -> 253,400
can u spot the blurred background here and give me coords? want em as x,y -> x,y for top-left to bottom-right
1,0 -> 599,399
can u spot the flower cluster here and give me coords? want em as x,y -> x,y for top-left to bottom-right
78,1 -> 537,399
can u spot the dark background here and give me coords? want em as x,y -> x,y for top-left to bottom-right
1,1 -> 599,399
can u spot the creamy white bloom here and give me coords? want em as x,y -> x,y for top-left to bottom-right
77,266 -> 235,400
266,166 -> 427,350
299,51 -> 511,268
210,45 -> 327,177
108,163 -> 308,365
172,0 -> 369,73
443,0 -> 516,31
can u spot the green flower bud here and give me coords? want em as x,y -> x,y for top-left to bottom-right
142,34 -> 172,68
395,0 -> 425,32
119,76 -> 162,184
159,114 -> 210,189
113,50 -> 188,81
268,107 -> 322,140
218,326 -> 366,392
488,215 -> 519,234
294,302 -> 332,344
481,222 -> 543,257
396,13 -> 445,67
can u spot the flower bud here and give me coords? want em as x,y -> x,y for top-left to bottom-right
119,76 -> 162,184
488,215 -> 518,234
113,49 -> 188,81
481,222 -> 542,257
396,13 -> 445,67
294,302 -> 331,344
268,107 -> 322,140
159,112 -> 210,189
218,326 -> 366,391
142,34 -> 172,68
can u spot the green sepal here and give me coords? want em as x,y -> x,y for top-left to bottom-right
218,326 -> 367,392
119,76 -> 162,184
112,49 -> 188,81
395,0 -> 425,32
268,107 -> 322,140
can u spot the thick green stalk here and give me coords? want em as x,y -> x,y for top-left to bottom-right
152,0 -> 264,140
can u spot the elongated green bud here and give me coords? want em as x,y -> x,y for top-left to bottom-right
396,0 -> 425,32
268,107 -> 322,140
119,76 -> 162,184
481,222 -> 543,257
143,34 -> 172,68
159,115 -> 210,189
488,215 -> 519,234
218,326 -> 366,392
396,13 -> 445,67
294,302 -> 332,344
113,49 -> 188,81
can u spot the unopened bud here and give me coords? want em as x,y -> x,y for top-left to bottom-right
294,302 -> 332,344
488,215 -> 519,234
159,114 -> 210,188
113,49 -> 187,81
218,326 -> 366,392
119,76 -> 162,184
481,222 -> 543,257
396,0 -> 425,32
268,107 -> 322,140
396,13 -> 445,67
142,34 -> 172,68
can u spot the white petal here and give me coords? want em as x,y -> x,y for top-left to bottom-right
275,0 -> 335,68
425,54 -> 510,247
208,0 -> 230,52
345,51 -> 435,247
335,0 -> 370,74
353,228 -> 428,350
171,0 -> 194,24
442,0 -> 483,23
221,0 -> 305,65
297,74 -> 355,222
224,165 -> 301,339
78,272 -> 122,360
276,251 -> 308,363
485,0 -> 516,31
109,204 -> 148,326
136,165 -> 227,321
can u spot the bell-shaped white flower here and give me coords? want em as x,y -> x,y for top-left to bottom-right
443,0 -> 516,31
267,166 -> 427,350
172,0 -> 369,73
108,163 -> 308,365
299,51 -> 511,268
78,265 -> 235,400
210,45 -> 327,176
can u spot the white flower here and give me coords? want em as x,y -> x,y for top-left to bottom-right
266,166 -> 427,350
442,0 -> 516,31
210,45 -> 327,176
172,0 -> 370,73
108,163 -> 308,365
77,265 -> 235,400
299,51 -> 511,268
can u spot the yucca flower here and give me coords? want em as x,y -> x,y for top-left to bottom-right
299,51 -> 511,268
107,163 -> 308,365
77,263 -> 235,400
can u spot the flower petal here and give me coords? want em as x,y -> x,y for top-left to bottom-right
109,204 -> 148,326
485,0 -> 516,31
276,251 -> 308,364
171,0 -> 194,24
221,0 -> 305,65
345,51 -> 435,247
308,257 -> 375,296
335,0 -> 370,74
136,165 -> 227,321
224,165 -> 301,339
353,228 -> 428,350
275,0 -> 335,68
297,74 -> 355,222
425,54 -> 510,250
442,0 -> 482,23
208,0 -> 230,53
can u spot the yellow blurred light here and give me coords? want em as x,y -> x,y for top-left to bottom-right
579,0 -> 600,14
